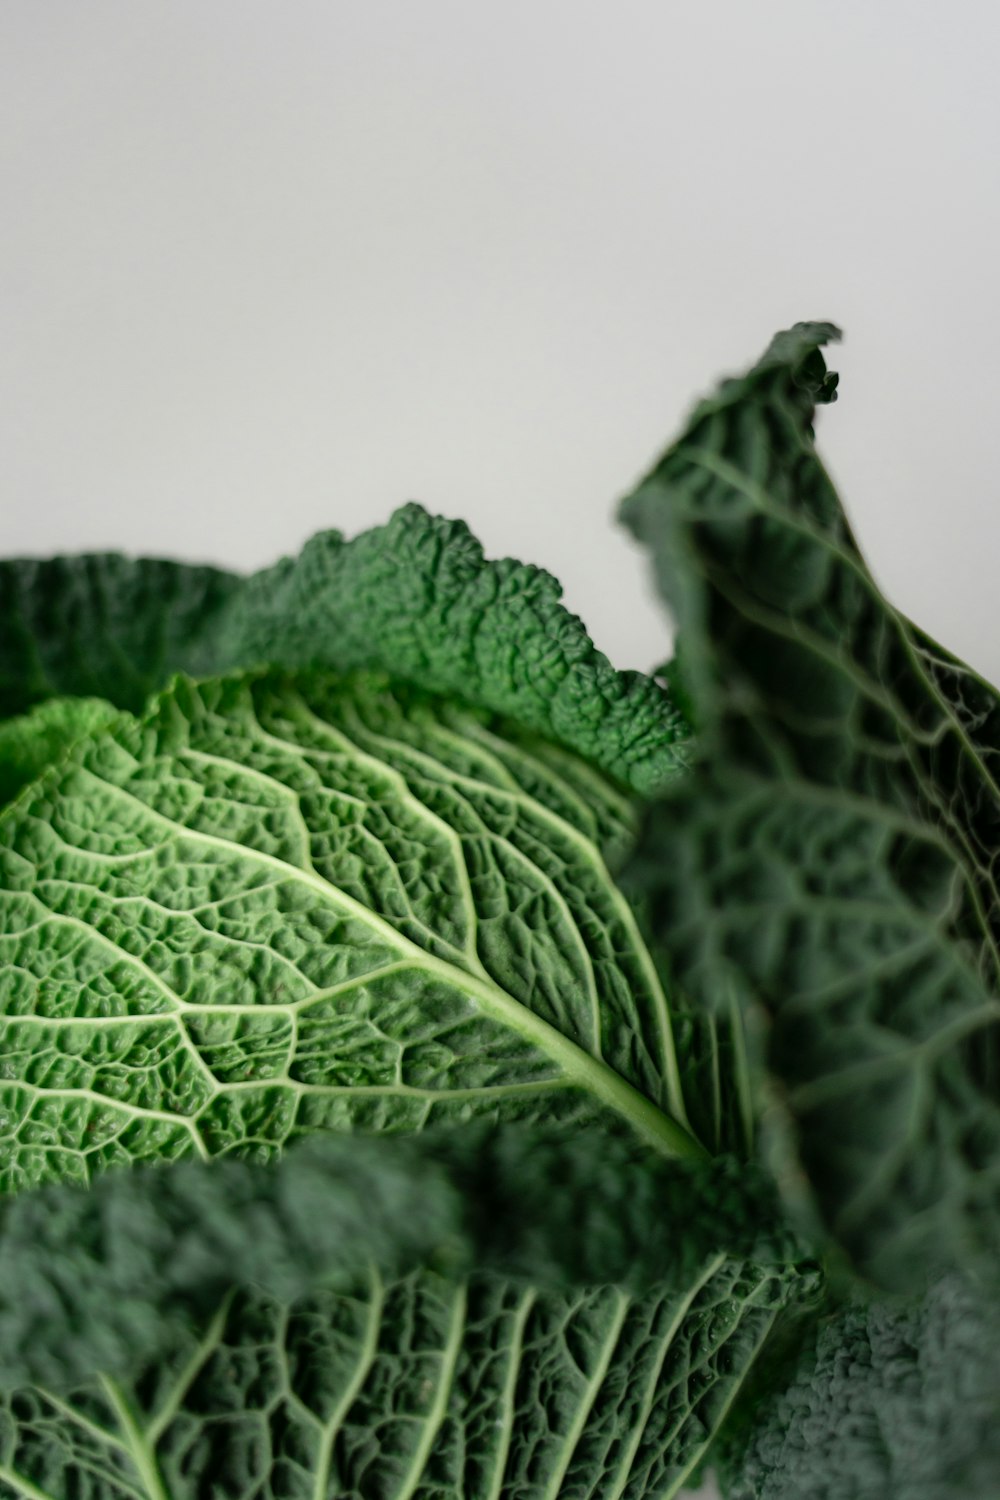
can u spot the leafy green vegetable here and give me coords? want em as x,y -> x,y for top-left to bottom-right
717,1273 -> 1000,1500
0,696 -> 121,810
0,1125 -> 805,1393
0,552 -> 237,719
0,1257 -> 794,1500
0,662 -> 794,1497
0,505 -> 689,795
3,324 -> 999,1499
0,1119 -> 803,1500
621,322 -> 1000,1289
0,667 -> 701,1175
0,1105 -> 807,1500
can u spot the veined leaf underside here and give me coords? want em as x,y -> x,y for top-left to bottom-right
621,322 -> 1000,1282
0,1259 -> 792,1500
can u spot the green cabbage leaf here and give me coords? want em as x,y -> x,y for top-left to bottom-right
0,504 -> 689,797
621,323 -> 1000,1289
0,603 -> 797,1495
0,1126 -> 810,1500
7,322 -> 999,1500
716,1272 -> 1000,1500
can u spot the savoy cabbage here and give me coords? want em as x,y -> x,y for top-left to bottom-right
0,323 -> 995,1499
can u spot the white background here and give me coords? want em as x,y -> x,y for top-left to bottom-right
3,5 -> 999,1494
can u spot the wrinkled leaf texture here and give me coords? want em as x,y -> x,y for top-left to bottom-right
621,322 -> 1000,1288
0,647 -> 790,1499
1,668 -> 703,1172
0,503 -> 689,797
0,1126 -> 805,1394
717,1271 -> 1000,1500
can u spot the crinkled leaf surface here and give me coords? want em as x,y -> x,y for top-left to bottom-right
0,1126 -> 803,1395
0,667 -> 701,1171
0,1123 -> 800,1500
0,505 -> 689,795
621,322 -> 1000,1287
0,667 -> 804,1498
0,1258 -> 794,1500
717,1272 -> 1000,1500
0,697 -> 120,811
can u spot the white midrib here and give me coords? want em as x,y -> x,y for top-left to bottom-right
81,767 -> 705,1161
332,701 -> 690,1128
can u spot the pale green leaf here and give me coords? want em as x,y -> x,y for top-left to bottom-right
0,668 -> 701,1177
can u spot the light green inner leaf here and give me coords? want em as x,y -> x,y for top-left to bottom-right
0,668 -> 704,1192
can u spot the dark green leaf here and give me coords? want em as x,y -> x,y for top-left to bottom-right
621,323 -> 1000,1286
0,1261 -> 798,1500
0,1124 -> 806,1394
717,1273 -> 1000,1500
0,506 -> 689,795
0,1111 -> 810,1499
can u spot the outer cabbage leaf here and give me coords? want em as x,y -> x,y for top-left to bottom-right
0,1262 -> 797,1500
0,553 -> 237,720
0,1128 -> 805,1500
621,322 -> 1000,1287
0,1126 -> 804,1394
717,1273 -> 1000,1500
0,505 -> 689,795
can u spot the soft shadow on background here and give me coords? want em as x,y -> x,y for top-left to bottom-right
3,5 -> 1000,1494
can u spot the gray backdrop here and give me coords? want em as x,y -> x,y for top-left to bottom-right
3,5 -> 999,1496
4,2 -> 1000,681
